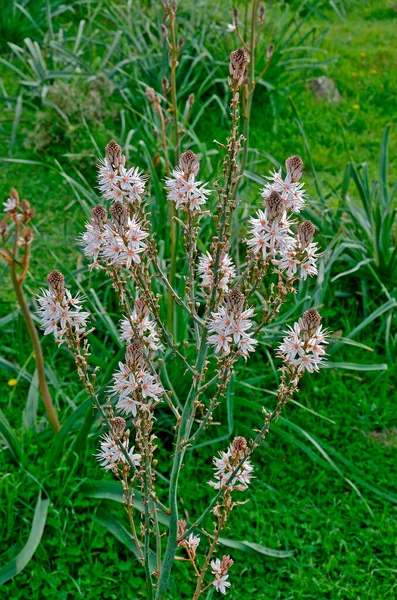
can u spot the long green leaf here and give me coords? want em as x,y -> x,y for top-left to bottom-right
0,409 -> 22,463
0,494 -> 49,585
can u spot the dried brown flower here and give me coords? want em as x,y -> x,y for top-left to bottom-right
112,416 -> 126,440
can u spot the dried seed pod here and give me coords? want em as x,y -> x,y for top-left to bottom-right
179,150 -> 199,176
298,221 -> 315,248
285,155 -> 303,182
112,416 -> 126,440
265,190 -> 283,220
110,201 -> 128,231
91,204 -> 108,227
106,140 -> 124,169
302,308 -> 321,333
47,270 -> 65,298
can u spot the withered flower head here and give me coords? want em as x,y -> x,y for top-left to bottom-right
226,288 -> 245,314
106,140 -> 124,169
125,341 -> 144,367
302,308 -> 322,333
112,416 -> 126,440
47,270 -> 65,298
110,201 -> 129,231
179,150 -> 199,177
285,155 -> 303,182
145,86 -> 157,103
9,189 -> 19,203
229,48 -> 249,85
265,190 -> 283,220
91,204 -> 108,227
298,221 -> 315,248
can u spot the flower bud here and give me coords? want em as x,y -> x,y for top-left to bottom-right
47,270 -> 65,299
146,86 -> 157,103
177,519 -> 187,539
91,204 -> 108,227
285,155 -> 303,182
22,227 -> 33,245
0,219 -> 8,236
298,221 -> 315,248
226,288 -> 245,314
231,436 -> 247,458
302,308 -> 321,334
112,416 -> 126,440
125,341 -> 144,367
229,48 -> 249,86
110,201 -> 129,232
20,199 -> 35,222
266,43 -> 274,61
258,6 -> 265,26
179,150 -> 199,176
220,555 -> 234,574
106,140 -> 125,169
134,297 -> 149,318
265,190 -> 283,220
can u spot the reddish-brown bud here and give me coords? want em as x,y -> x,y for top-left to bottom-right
47,270 -> 65,298
302,308 -> 321,333
285,155 -> 303,182
106,140 -> 124,169
298,221 -> 315,248
91,204 -> 108,227
179,150 -> 199,176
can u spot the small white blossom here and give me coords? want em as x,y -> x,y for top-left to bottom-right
3,197 -> 18,212
165,168 -> 211,211
207,296 -> 258,359
277,309 -> 328,373
198,252 -> 236,293
96,433 -> 141,471
263,168 -> 307,213
36,288 -> 89,342
212,575 -> 231,594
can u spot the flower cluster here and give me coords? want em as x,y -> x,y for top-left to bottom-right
198,250 -> 236,293
165,150 -> 211,211
96,430 -> 141,471
246,157 -> 320,281
98,140 -> 148,205
277,308 -> 328,373
119,298 -> 162,353
211,556 -> 234,594
207,288 -> 257,358
263,155 -> 306,213
208,437 -> 253,492
81,203 -> 149,269
110,345 -> 164,417
37,271 -> 89,342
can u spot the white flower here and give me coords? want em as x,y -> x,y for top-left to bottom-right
208,442 -> 253,492
138,370 -> 164,402
207,302 -> 257,359
96,433 -> 141,471
212,574 -> 231,594
262,168 -> 307,213
81,223 -> 103,262
246,209 -> 295,260
101,218 -> 148,268
187,533 -> 200,557
116,165 -> 147,202
120,312 -> 162,353
277,311 -> 328,373
3,197 -> 18,212
165,168 -> 211,211
36,288 -> 89,342
226,23 -> 236,32
198,252 -> 236,293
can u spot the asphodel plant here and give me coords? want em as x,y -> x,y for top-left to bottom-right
36,47 -> 328,598
1,189 -> 60,433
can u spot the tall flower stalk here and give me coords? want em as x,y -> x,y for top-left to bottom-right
1,190 -> 60,432
37,45 -> 328,599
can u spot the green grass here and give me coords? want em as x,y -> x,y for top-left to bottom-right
0,0 -> 396,598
